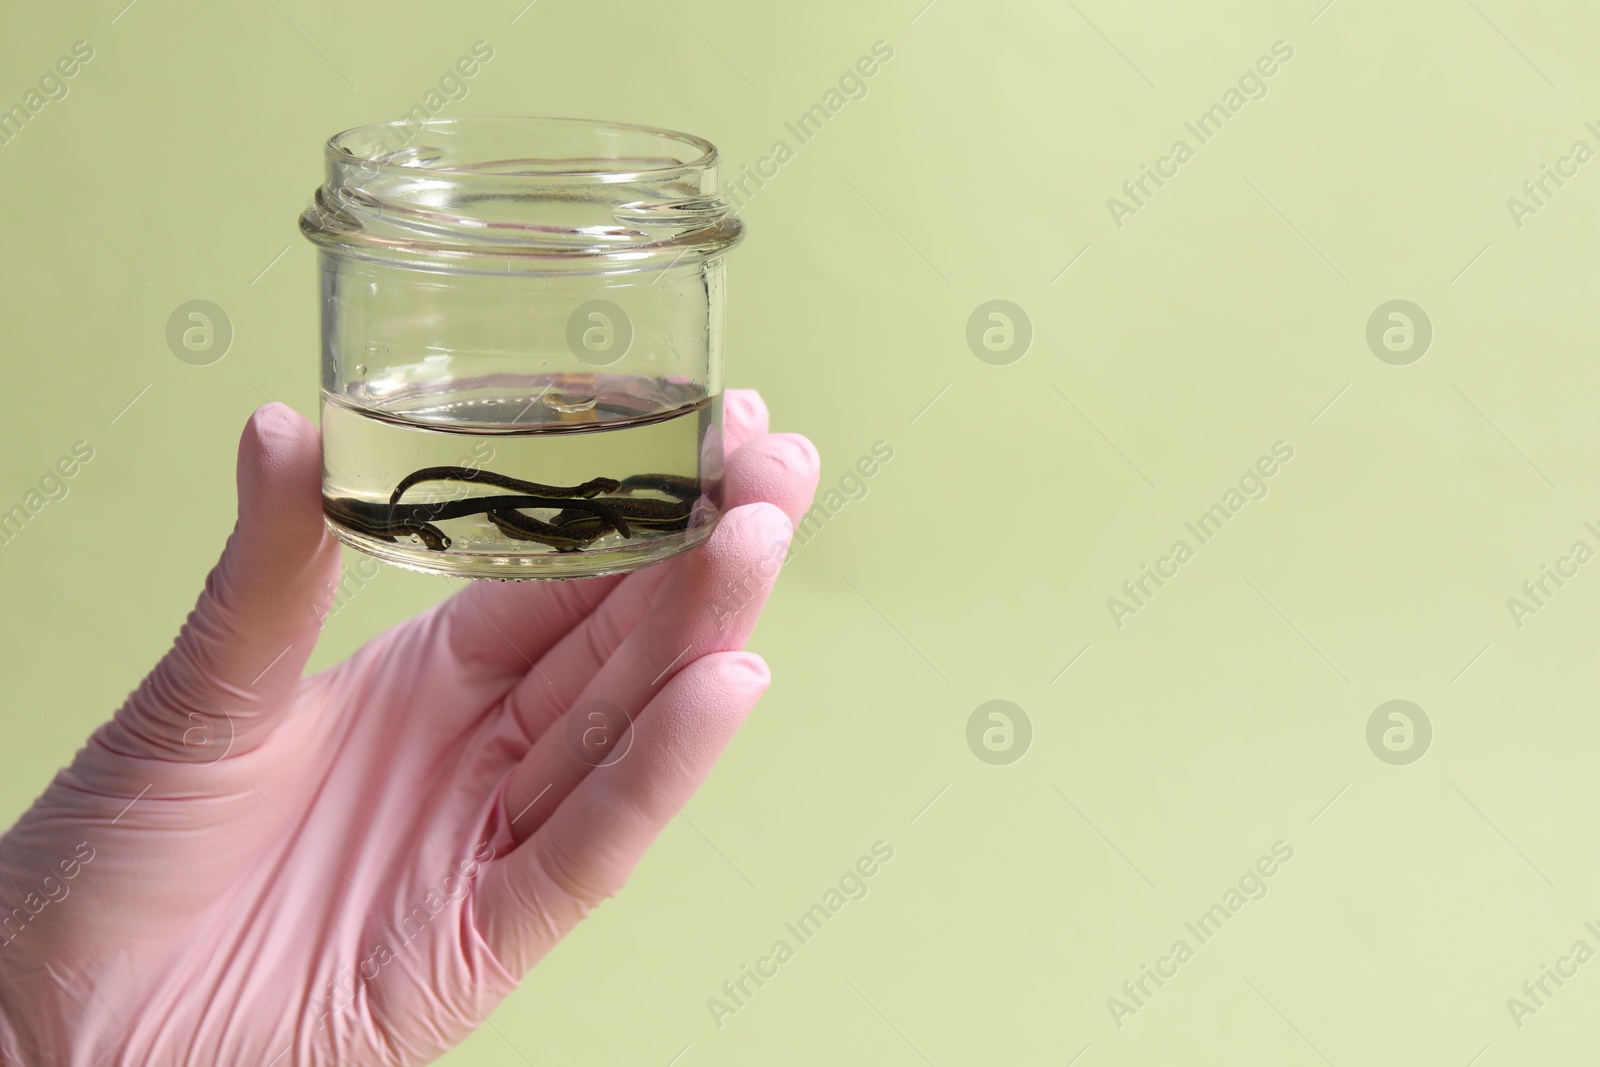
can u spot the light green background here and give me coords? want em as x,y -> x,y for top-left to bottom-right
2,0 -> 1598,1063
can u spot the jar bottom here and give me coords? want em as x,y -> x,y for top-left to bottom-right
324,514 -> 718,580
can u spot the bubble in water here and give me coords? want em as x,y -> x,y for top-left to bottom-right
354,363 -> 367,377
547,392 -> 599,415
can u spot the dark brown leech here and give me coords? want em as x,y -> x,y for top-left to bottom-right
487,509 -> 610,553
323,496 -> 451,551
392,493 -> 632,538
328,468 -> 698,555
548,513 -> 612,541
390,467 -> 621,507
555,511 -> 685,535
325,494 -> 633,550
554,495 -> 692,532
616,473 -> 702,501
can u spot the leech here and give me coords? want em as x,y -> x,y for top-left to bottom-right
390,467 -> 621,506
548,513 -> 612,540
487,509 -> 608,552
322,496 -> 451,551
555,495 -> 692,531
617,473 -> 702,500
325,493 -> 632,547
557,510 -> 686,534
326,467 -> 706,555
394,494 -> 633,536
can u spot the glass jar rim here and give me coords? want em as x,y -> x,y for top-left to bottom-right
326,115 -> 720,181
300,115 -> 743,275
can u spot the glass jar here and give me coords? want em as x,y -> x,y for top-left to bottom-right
299,116 -> 744,580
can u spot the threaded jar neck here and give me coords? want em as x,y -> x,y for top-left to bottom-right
299,116 -> 744,275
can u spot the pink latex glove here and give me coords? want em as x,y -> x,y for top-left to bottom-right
0,389 -> 818,1066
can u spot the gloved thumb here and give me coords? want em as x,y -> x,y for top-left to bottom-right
97,403 -> 341,765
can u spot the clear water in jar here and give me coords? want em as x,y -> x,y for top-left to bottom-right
320,374 -> 722,580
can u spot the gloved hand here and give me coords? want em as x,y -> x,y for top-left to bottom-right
0,388 -> 818,1066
